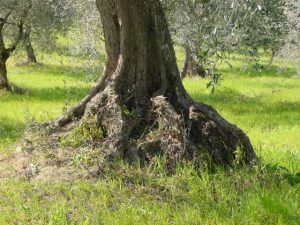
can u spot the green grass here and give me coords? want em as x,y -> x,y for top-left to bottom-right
0,49 -> 299,224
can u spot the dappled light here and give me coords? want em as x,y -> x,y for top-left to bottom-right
0,0 -> 299,224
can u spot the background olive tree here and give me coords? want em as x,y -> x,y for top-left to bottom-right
0,0 -> 32,90
162,0 -> 293,89
163,0 -> 246,81
238,0 -> 292,69
16,0 -> 79,65
278,0 -> 300,74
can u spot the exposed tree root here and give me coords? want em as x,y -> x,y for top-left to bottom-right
0,89 -> 257,181
0,0 -> 257,181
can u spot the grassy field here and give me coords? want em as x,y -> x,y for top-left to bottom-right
0,49 -> 299,224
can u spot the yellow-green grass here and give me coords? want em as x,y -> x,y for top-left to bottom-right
0,52 -> 95,151
0,50 -> 299,224
184,75 -> 300,172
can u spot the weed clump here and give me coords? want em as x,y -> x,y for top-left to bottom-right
60,118 -> 104,148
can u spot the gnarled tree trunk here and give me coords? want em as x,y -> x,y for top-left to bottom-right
51,0 -> 256,169
23,27 -> 37,64
181,46 -> 206,79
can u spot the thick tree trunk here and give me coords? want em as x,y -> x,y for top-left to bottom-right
23,28 -> 37,64
181,47 -> 206,79
47,0 -> 257,170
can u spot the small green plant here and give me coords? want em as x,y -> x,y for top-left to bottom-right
120,104 -> 134,117
234,146 -> 246,166
60,118 -> 104,148
73,148 -> 88,167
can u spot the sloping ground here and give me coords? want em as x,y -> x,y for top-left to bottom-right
0,52 -> 299,224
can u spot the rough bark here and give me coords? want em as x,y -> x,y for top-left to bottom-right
0,10 -> 25,90
42,0 -> 257,171
0,54 -> 9,90
0,15 -> 9,90
23,27 -> 37,64
181,47 -> 206,79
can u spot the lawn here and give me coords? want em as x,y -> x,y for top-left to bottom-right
0,49 -> 299,224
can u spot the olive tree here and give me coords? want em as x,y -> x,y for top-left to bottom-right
279,0 -> 300,74
40,0 -> 256,171
4,0 -> 257,180
163,0 -> 291,81
0,0 -> 31,90
163,0 -> 253,79
239,0 -> 291,68
20,0 -> 75,64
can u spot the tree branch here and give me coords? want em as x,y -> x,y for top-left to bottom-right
7,1 -> 32,53
6,20 -> 24,53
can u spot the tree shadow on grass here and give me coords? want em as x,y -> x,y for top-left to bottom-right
0,86 -> 90,103
190,87 -> 300,127
13,63 -> 102,83
43,64 -> 102,82
0,117 -> 25,148
55,46 -> 106,62
8,83 -> 28,95
28,86 -> 90,102
219,64 -> 296,78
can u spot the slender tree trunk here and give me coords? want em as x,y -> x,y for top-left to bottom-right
0,57 -> 8,90
0,9 -> 26,91
268,49 -> 276,68
0,20 -> 9,90
181,47 -> 190,79
181,47 -> 206,78
0,48 -> 10,90
43,0 -> 257,170
23,28 -> 37,64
